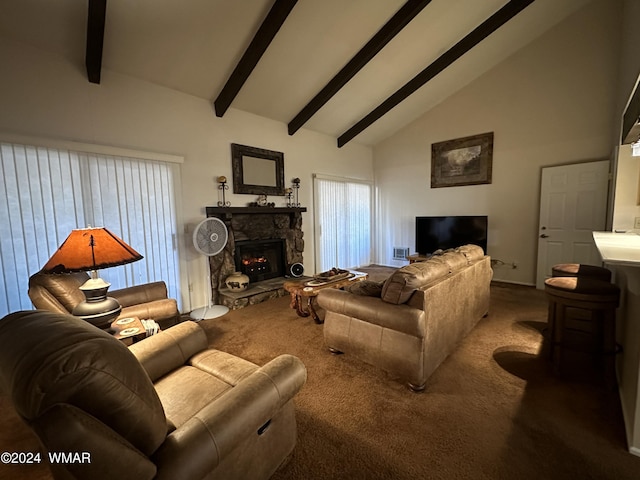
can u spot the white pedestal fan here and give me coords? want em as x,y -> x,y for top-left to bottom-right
190,217 -> 230,321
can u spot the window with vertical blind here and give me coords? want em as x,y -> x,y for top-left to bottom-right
0,140 -> 182,317
313,174 -> 372,272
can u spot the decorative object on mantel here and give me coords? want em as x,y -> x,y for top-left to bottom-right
231,143 -> 285,196
225,271 -> 250,292
285,188 -> 294,207
249,194 -> 275,207
431,132 -> 493,188
217,176 -> 230,207
291,178 -> 301,207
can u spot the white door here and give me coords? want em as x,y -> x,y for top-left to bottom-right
536,160 -> 610,289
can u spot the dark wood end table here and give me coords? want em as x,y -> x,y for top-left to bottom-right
111,316 -> 147,345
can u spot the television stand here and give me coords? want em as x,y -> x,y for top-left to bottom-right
407,253 -> 430,264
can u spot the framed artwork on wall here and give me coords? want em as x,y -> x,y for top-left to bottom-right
431,132 -> 494,188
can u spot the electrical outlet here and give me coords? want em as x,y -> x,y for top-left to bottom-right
635,217 -> 640,229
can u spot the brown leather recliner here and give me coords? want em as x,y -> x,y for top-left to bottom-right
0,310 -> 307,480
28,271 -> 180,325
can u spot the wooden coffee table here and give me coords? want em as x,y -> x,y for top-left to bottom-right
283,270 -> 368,324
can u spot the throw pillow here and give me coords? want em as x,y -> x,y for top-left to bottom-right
381,258 -> 450,304
344,280 -> 384,297
456,244 -> 485,262
439,251 -> 468,271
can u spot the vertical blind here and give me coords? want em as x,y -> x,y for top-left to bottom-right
313,175 -> 372,272
0,141 -> 181,317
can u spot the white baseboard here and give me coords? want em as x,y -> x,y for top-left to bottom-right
629,446 -> 640,457
617,382 -> 639,457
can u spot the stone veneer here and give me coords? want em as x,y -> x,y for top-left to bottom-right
205,207 -> 306,309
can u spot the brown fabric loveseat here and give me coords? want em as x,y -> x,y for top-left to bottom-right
317,244 -> 492,391
0,310 -> 307,480
28,271 -> 180,326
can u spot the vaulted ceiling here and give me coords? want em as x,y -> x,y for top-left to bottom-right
0,0 -> 594,147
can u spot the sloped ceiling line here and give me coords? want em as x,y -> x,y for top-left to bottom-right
214,0 -> 298,118
287,0 -> 434,136
337,0 -> 536,148
86,0 -> 107,84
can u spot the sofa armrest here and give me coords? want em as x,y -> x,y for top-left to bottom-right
111,281 -> 169,308
152,354 -> 307,480
129,322 -> 208,381
121,299 -> 179,324
317,288 -> 425,337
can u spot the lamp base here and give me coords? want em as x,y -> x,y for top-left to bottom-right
72,277 -> 122,330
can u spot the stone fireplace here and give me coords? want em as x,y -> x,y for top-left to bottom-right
205,206 -> 306,309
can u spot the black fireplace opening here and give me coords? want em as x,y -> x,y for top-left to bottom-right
235,239 -> 286,283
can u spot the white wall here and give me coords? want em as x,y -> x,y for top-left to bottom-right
372,0 -> 621,285
0,38 -> 373,312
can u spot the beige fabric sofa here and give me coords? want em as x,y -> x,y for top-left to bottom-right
0,310 -> 307,480
317,245 -> 492,391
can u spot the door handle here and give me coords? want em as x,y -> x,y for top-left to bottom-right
540,234 -> 549,238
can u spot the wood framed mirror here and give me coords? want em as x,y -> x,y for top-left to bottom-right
231,143 -> 285,196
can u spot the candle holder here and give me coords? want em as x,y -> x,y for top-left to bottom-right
285,188 -> 294,207
291,178 -> 300,207
217,176 -> 230,207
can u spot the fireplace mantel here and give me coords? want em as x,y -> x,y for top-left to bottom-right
206,206 -> 307,220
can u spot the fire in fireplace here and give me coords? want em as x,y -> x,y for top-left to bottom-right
242,255 -> 270,275
235,239 -> 286,283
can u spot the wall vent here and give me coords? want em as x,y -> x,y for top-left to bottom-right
393,247 -> 410,261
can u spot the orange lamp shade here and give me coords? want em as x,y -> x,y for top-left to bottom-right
41,227 -> 143,274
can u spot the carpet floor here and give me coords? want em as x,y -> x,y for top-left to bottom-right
2,273 -> 640,479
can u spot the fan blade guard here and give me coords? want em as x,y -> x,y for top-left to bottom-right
193,217 -> 228,256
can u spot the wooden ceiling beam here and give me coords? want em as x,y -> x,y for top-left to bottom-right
214,0 -> 298,117
86,0 -> 107,84
287,0 -> 433,136
337,0 -> 535,148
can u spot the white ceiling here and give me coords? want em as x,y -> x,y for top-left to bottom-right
0,0 -> 594,146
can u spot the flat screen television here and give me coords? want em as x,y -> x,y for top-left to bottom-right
415,216 -> 487,255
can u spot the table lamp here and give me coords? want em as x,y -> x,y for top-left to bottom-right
40,227 -> 143,330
